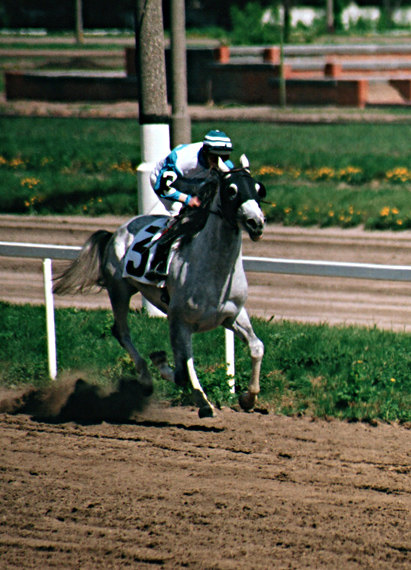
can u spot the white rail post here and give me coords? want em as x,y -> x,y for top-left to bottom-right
137,123 -> 170,318
136,123 -> 170,217
225,329 -> 235,393
43,258 -> 57,380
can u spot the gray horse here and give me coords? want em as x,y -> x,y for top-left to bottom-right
54,156 -> 266,417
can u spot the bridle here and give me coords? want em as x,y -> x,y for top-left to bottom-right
211,167 -> 263,230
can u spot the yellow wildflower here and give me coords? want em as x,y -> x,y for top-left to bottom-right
259,165 -> 284,176
385,167 -> 411,183
21,178 -> 41,189
10,157 -> 25,168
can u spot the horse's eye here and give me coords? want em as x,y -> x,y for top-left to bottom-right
227,183 -> 238,199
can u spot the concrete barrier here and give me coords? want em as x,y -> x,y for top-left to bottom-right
5,70 -> 138,102
6,42 -> 410,108
5,67 -> 369,108
210,64 -> 368,107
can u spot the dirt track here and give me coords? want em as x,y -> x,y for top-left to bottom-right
3,215 -> 411,330
2,222 -> 411,569
0,401 -> 410,569
1,52 -> 411,568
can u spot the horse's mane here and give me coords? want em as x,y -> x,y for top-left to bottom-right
164,170 -> 220,248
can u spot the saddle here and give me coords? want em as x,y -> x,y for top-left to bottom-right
123,194 -> 213,287
122,217 -> 174,287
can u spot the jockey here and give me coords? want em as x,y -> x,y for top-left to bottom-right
145,130 -> 234,284
150,129 -> 234,216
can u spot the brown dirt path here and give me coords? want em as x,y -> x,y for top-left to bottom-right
0,405 -> 410,569
1,94 -> 410,121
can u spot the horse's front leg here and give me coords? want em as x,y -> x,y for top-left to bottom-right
226,307 -> 264,411
169,317 -> 216,418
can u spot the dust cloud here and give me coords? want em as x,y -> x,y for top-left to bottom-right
0,375 -> 152,423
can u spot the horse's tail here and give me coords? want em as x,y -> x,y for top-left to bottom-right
53,230 -> 113,295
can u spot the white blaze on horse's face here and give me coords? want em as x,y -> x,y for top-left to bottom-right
238,199 -> 265,241
217,157 -> 265,241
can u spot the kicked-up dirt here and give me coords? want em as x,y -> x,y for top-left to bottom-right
0,392 -> 410,569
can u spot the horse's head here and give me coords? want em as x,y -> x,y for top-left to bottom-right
217,155 -> 266,241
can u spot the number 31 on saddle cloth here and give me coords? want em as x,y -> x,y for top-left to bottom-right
122,217 -> 177,287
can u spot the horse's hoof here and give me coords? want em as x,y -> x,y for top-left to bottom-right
149,351 -> 168,366
239,392 -> 256,412
198,405 -> 215,418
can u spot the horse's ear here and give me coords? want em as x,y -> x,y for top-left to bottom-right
218,156 -> 230,172
256,182 -> 266,199
240,154 -> 250,170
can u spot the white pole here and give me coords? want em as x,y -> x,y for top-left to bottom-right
225,329 -> 235,393
137,123 -> 171,318
43,258 -> 57,380
137,123 -> 170,216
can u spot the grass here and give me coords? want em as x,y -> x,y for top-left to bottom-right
1,35 -> 410,422
0,302 -> 409,423
1,118 -> 411,229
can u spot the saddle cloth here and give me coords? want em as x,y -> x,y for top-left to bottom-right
122,217 -> 172,286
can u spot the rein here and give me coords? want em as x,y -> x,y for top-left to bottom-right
208,206 -> 237,231
208,206 -> 239,231
190,167 -> 258,231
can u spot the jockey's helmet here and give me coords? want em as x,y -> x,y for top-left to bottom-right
203,130 -> 233,155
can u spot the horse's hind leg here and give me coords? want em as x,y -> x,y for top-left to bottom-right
169,318 -> 215,418
108,280 -> 153,394
225,307 -> 264,411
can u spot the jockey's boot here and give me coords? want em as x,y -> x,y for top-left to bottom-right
145,240 -> 169,281
145,255 -> 168,281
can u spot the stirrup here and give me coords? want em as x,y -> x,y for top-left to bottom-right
145,267 -> 167,281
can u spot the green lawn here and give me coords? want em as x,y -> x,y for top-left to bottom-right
0,117 -> 410,230
1,302 -> 409,422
